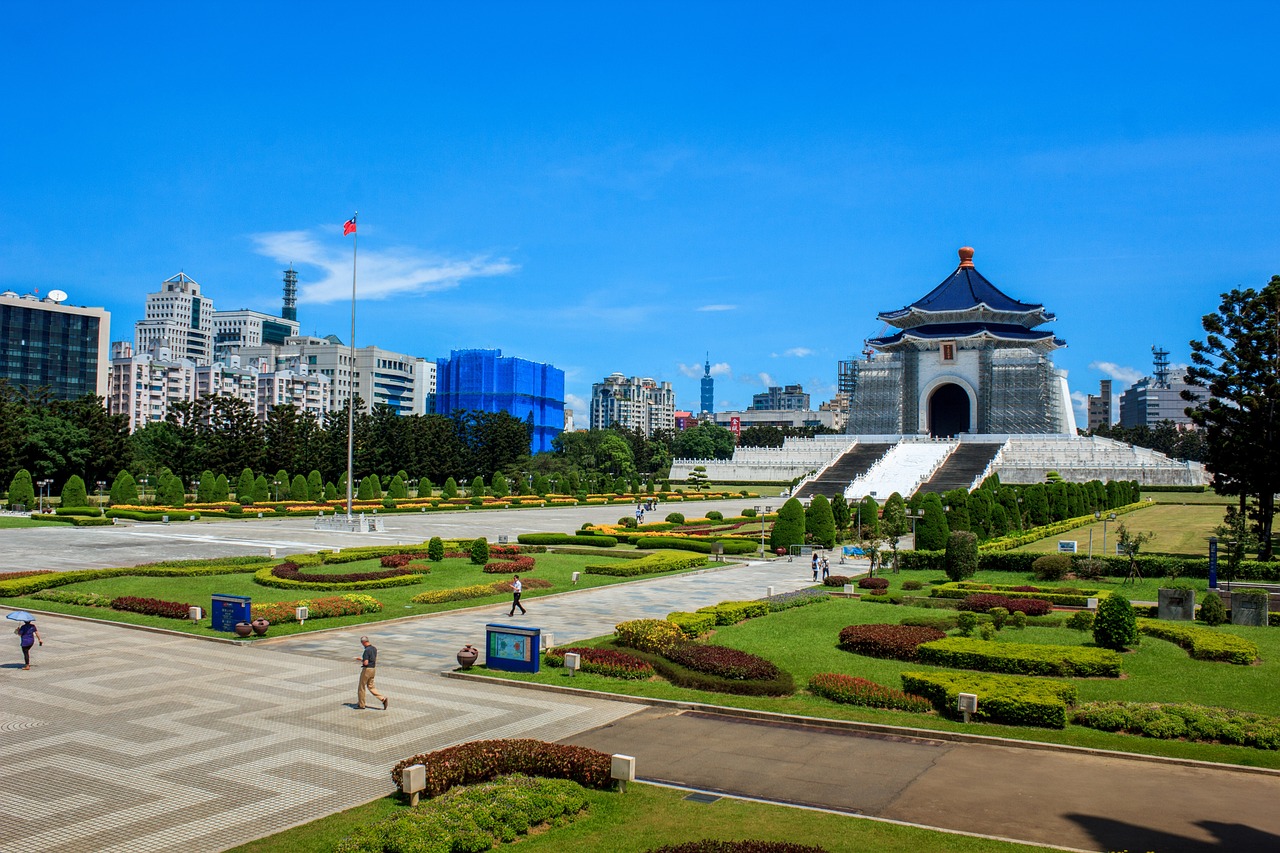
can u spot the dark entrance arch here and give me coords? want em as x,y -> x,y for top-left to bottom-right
929,383 -> 970,437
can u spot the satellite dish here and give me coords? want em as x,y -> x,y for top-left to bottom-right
47,289 -> 68,303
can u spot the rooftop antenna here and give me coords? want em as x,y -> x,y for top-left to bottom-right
1152,345 -> 1170,389
283,264 -> 298,322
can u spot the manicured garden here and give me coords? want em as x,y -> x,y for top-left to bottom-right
479,580 -> 1280,769
0,543 -> 716,638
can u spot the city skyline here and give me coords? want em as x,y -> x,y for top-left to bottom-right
3,4 -> 1278,424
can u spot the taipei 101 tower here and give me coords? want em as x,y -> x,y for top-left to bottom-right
700,353 -> 714,416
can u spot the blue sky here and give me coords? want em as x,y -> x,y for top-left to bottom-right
4,2 -> 1279,424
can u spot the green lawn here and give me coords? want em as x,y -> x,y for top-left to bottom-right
1011,503 -> 1225,557
225,783 -> 1043,853
483,595 -> 1280,769
0,516 -> 64,528
1,552 -> 707,638
1142,490 -> 1233,505
872,569 -> 1210,606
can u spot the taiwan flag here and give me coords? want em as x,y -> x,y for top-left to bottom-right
343,216 -> 357,235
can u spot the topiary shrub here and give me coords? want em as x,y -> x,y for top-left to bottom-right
837,624 -> 946,661
618,516 -> 638,528
1093,593 -> 1139,651
769,497 -> 806,553
427,536 -> 445,562
1198,591 -> 1227,626
1032,554 -> 1071,581
470,538 -> 490,565
822,575 -> 852,587
706,510 -> 723,521
1075,557 -> 1108,580
989,606 -> 1010,630
957,611 -> 978,636
857,577 -> 889,589
741,507 -> 757,518
902,579 -> 923,591
1066,610 -> 1095,631
60,475 -> 89,508
1009,611 -> 1028,630
943,531 -> 978,582
646,841 -> 830,853
666,512 -> 685,524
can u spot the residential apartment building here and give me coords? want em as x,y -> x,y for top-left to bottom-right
589,373 -> 675,438
134,272 -> 216,366
0,290 -> 110,400
434,349 -> 564,452
1087,379 -> 1113,431
195,357 -> 259,408
212,309 -> 300,364
750,384 -> 810,411
107,341 -> 197,431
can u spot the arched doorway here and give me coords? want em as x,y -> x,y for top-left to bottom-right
929,383 -> 970,437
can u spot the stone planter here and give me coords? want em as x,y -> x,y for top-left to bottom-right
1230,592 -> 1269,627
456,644 -> 479,670
1157,588 -> 1196,621
251,618 -> 270,636
233,621 -> 253,638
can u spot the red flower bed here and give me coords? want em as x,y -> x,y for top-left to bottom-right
389,738 -> 614,795
822,575 -> 853,587
857,577 -> 889,589
272,562 -> 419,583
664,643 -> 781,681
381,553 -> 428,568
808,672 -> 932,713
837,624 -> 946,661
488,545 -> 523,559
1010,585 -> 1041,592
483,555 -> 537,574
111,595 -> 195,619
544,646 -> 655,679
957,593 -> 1053,616
0,570 -> 53,580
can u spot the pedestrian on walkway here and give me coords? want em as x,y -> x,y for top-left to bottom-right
821,554 -> 830,581
811,551 -> 819,582
509,575 -> 527,617
353,636 -> 388,710
14,619 -> 41,669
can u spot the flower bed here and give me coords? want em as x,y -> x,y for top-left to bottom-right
644,843 -> 830,853
808,673 -> 932,713
0,570 -> 54,581
410,577 -> 552,605
695,600 -> 770,626
389,738 -> 615,794
585,552 -> 707,577
543,646 -> 655,679
483,555 -> 537,574
931,581 -> 1100,608
380,553 -> 428,568
614,619 -> 687,654
273,562 -> 419,583
900,670 -> 1078,728
111,595 -> 195,619
1071,702 -> 1280,749
915,637 -> 1122,678
857,577 -> 890,590
664,643 -> 781,681
250,594 -> 382,623
31,589 -> 114,607
955,593 -> 1054,617
253,563 -> 426,591
764,589 -> 831,611
1136,619 -> 1258,664
667,611 -> 717,636
837,624 -> 946,661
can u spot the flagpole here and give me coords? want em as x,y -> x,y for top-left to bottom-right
346,212 -> 357,521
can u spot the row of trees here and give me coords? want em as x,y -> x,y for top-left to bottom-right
1089,421 -> 1206,462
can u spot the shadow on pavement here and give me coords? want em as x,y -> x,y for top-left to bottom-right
1067,813 -> 1280,853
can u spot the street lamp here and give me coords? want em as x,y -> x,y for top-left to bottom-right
755,504 -> 772,556
192,478 -> 201,502
96,480 -> 107,509
1096,511 -> 1117,558
37,478 -> 52,513
272,479 -> 281,502
139,476 -> 149,506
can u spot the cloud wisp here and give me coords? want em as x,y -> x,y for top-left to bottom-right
1088,361 -> 1145,387
771,347 -> 814,358
697,304 -> 736,312
252,228 -> 517,304
678,361 -> 732,379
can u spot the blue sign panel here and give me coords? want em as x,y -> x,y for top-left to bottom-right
211,594 -> 252,632
485,623 -> 541,673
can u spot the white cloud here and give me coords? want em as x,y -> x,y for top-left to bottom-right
771,347 -> 814,358
1088,361 -> 1144,387
1070,391 -> 1090,426
758,372 -> 774,387
564,393 -> 587,414
252,228 -> 516,304
678,361 -> 732,378
697,304 -> 736,312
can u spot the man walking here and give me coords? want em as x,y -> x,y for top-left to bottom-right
354,636 -> 388,710
508,575 -> 527,617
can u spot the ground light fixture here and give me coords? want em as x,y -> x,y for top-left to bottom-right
563,652 -> 581,676
958,692 -> 978,724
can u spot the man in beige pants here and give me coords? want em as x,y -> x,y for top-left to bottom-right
355,636 -> 389,710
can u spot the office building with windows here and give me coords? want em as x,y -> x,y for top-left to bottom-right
134,272 -> 216,366
434,349 -> 565,453
589,373 -> 675,438
0,290 -> 110,401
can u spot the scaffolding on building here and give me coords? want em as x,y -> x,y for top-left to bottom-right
843,353 -> 905,434
985,349 -> 1057,434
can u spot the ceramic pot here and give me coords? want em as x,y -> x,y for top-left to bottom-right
457,644 -> 479,670
233,621 -> 253,638
251,618 -> 270,636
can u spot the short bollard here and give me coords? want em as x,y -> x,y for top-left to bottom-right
188,606 -> 202,626
611,753 -> 635,793
564,652 -> 581,677
766,586 -> 775,598
958,692 -> 978,724
1087,597 -> 1099,610
401,763 -> 426,806
571,571 -> 580,585
542,631 -> 555,650
843,584 -> 854,595
295,605 -> 309,628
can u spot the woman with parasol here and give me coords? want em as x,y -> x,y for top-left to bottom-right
7,611 -> 42,669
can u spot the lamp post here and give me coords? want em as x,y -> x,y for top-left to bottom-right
192,478 -> 201,503
96,480 -> 107,509
139,476 -> 149,506
272,479 -> 281,503
1098,511 -> 1117,559
755,504 -> 772,556
37,478 -> 52,513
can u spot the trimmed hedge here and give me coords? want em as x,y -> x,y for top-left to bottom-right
900,548 -> 1280,582
695,599 -> 770,626
410,578 -> 552,605
483,556 -> 537,574
764,589 -> 831,611
105,509 -> 202,522
808,673 -> 933,713
955,594 -> 1054,617
614,619 -> 687,655
518,532 -> 618,547
837,624 -> 946,661
543,646 -> 655,679
31,589 -> 114,607
620,645 -> 795,697
632,536 -> 758,555
251,594 -> 382,624
901,670 -> 1078,728
585,552 -> 708,577
664,643 -> 782,681
0,562 -> 266,598
1137,618 -> 1258,664
667,611 -> 717,636
645,842 -> 830,853
931,581 -> 1101,608
252,563 -> 426,591
111,595 -> 194,619
857,577 -> 890,590
1071,702 -> 1280,749
916,637 -> 1122,677
389,738 -> 614,794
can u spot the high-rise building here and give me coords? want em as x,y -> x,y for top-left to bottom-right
590,373 -> 675,437
0,290 -> 110,401
434,349 -> 565,453
107,341 -> 198,431
750,384 -> 810,411
212,309 -> 300,364
1087,379 -> 1113,431
1119,346 -> 1196,429
700,354 -> 714,416
134,272 -> 216,366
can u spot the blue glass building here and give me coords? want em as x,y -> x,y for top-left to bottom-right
433,349 -> 565,453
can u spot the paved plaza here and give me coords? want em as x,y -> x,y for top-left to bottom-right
4,508 -> 1280,852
